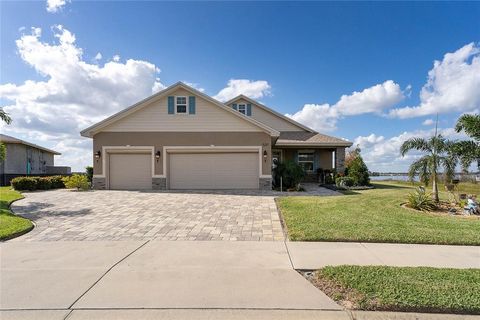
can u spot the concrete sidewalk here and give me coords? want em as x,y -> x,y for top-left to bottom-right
0,309 -> 477,320
286,242 -> 480,270
1,241 -> 479,319
0,241 -> 340,311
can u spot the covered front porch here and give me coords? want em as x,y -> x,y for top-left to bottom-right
272,148 -> 341,182
272,131 -> 352,183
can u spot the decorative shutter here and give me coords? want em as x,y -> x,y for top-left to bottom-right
294,150 -> 298,163
246,104 -> 252,116
189,96 -> 196,114
168,96 -> 174,114
232,103 -> 238,110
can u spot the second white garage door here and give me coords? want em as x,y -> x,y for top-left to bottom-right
169,152 -> 259,189
109,153 -> 152,190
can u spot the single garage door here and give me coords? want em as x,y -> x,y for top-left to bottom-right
109,153 -> 152,190
169,152 -> 259,189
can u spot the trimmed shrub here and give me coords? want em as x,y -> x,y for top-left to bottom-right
47,175 -> 65,189
36,177 -> 52,190
336,176 -> 354,188
11,175 -> 66,191
85,166 -> 93,183
406,187 -> 437,211
62,174 -> 90,191
11,177 -> 38,191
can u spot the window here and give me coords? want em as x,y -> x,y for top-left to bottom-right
298,151 -> 314,172
237,103 -> 246,115
176,96 -> 187,114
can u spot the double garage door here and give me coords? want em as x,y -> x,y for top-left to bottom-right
108,152 -> 259,190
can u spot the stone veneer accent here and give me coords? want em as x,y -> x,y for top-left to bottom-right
335,147 -> 346,174
92,177 -> 106,190
152,177 -> 167,190
259,178 -> 272,191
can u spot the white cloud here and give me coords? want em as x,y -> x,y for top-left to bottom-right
422,119 -> 434,126
183,81 -> 205,92
94,52 -> 102,60
46,0 -> 69,13
213,79 -> 271,102
0,26 -> 164,171
353,128 -> 467,172
286,80 -> 405,132
389,43 -> 480,118
112,54 -> 121,62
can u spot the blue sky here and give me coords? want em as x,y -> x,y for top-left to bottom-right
1,1 -> 479,171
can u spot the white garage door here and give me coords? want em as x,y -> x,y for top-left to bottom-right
169,152 -> 259,189
109,153 -> 152,190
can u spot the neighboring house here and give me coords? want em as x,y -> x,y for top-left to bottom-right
81,82 -> 352,190
0,134 -> 71,186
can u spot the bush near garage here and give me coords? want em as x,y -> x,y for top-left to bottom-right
11,177 -> 38,191
11,175 -> 66,191
62,174 -> 90,191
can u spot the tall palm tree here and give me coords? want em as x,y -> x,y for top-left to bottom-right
454,113 -> 480,171
400,119 -> 456,202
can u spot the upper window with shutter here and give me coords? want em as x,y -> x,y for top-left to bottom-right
175,96 -> 187,114
237,104 -> 246,115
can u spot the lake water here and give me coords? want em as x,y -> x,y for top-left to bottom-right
371,175 -> 417,182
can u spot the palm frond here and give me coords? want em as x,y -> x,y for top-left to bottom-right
408,156 -> 431,186
0,108 -> 12,125
400,138 -> 431,156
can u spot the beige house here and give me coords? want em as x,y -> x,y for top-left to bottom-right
81,82 -> 351,190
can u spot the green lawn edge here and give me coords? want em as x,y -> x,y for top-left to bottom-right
278,182 -> 480,245
0,187 -> 34,241
310,265 -> 480,315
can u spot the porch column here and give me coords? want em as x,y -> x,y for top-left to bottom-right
335,147 -> 346,174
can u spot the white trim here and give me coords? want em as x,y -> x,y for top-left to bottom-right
175,96 -> 188,114
162,145 -> 264,189
260,175 -> 272,179
237,103 -> 247,115
99,146 -> 158,186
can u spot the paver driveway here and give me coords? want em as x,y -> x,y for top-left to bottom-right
11,190 -> 284,241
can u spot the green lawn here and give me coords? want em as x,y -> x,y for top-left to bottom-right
0,187 -> 33,240
278,182 -> 480,245
313,266 -> 480,314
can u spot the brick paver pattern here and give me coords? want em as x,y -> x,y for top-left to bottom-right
12,190 -> 285,241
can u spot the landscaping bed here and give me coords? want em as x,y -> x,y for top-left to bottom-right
0,187 -> 33,240
278,182 -> 480,245
302,266 -> 480,314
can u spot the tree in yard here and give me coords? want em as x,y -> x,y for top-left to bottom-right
346,147 -> 370,186
400,120 -> 456,202
454,113 -> 480,171
0,108 -> 12,162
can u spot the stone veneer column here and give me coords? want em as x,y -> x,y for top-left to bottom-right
92,177 -> 106,190
152,177 -> 167,190
259,177 -> 272,191
335,147 -> 346,174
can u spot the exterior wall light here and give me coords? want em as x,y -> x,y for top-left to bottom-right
155,151 -> 161,161
263,150 -> 268,161
95,151 -> 101,160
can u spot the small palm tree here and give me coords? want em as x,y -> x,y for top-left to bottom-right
400,119 -> 456,202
